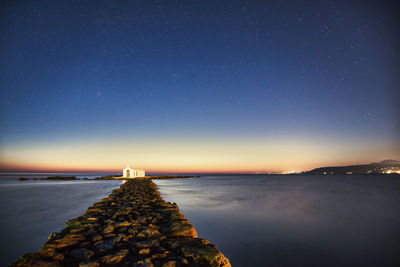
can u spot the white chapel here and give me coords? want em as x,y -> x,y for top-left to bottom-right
123,165 -> 145,178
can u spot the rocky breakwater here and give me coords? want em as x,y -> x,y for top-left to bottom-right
12,179 -> 230,267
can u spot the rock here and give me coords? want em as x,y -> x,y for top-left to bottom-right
47,232 -> 60,242
70,228 -> 85,233
87,207 -> 103,213
117,233 -> 129,242
142,228 -> 161,238
92,234 -> 103,242
104,233 -> 116,239
131,220 -> 140,227
138,248 -> 151,255
103,225 -> 115,234
79,261 -> 100,267
118,227 -> 128,233
169,238 -> 231,267
162,261 -> 176,267
135,241 -> 151,249
80,241 -> 91,247
101,249 -> 129,264
54,253 -> 65,261
32,260 -> 62,267
51,234 -> 86,249
116,221 -> 131,227
144,258 -> 152,264
95,240 -> 115,250
165,221 -> 197,238
134,258 -> 154,267
150,253 -> 167,261
136,240 -> 159,249
36,248 -> 65,262
37,248 -> 57,258
70,248 -> 95,261
136,232 -> 146,239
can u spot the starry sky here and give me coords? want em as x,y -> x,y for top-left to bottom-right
0,0 -> 399,173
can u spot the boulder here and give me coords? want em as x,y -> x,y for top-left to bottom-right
103,225 -> 115,234
100,249 -> 130,264
70,248 -> 95,261
92,234 -> 103,242
162,261 -> 177,267
51,234 -> 86,249
138,248 -> 151,255
95,240 -> 115,251
79,261 -> 100,267
164,221 -> 198,238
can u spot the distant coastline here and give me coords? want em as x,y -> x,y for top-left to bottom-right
302,159 -> 400,175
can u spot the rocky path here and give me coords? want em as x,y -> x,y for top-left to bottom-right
12,179 -> 230,267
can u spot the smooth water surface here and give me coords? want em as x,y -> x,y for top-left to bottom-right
0,174 -> 121,265
155,175 -> 400,266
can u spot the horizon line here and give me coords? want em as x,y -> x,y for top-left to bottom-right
0,170 -> 282,175
1,159 -> 398,175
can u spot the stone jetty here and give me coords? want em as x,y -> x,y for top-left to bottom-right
12,179 -> 230,267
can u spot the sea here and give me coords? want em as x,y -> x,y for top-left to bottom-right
0,173 -> 122,265
1,173 -> 400,266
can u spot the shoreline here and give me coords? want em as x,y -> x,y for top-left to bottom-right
12,179 -> 230,267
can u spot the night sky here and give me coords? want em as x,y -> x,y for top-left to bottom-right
0,1 -> 399,173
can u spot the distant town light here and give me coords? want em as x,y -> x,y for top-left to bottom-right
282,170 -> 302,174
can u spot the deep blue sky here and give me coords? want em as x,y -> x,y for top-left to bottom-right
0,1 -> 399,172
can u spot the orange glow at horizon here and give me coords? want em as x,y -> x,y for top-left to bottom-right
0,134 -> 398,173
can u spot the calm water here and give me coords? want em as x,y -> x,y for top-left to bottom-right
1,174 -> 399,266
0,173 -> 122,265
154,175 -> 400,266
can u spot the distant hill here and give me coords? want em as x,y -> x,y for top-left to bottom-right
378,159 -> 400,165
304,159 -> 400,175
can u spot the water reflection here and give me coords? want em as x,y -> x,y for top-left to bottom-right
0,179 -> 122,265
155,175 -> 400,266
